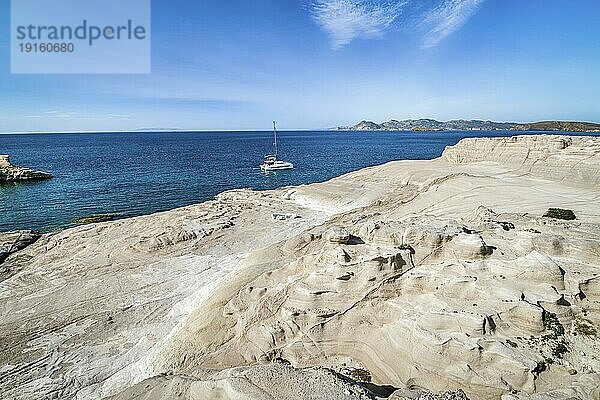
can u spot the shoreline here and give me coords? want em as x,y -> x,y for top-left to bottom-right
1,134 -> 599,400
2,131 -> 600,235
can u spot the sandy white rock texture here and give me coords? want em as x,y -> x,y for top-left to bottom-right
0,135 -> 598,400
0,155 -> 53,182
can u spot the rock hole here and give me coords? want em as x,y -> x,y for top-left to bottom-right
347,235 -> 365,245
556,295 -> 571,306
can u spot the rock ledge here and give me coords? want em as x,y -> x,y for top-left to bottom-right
0,155 -> 53,182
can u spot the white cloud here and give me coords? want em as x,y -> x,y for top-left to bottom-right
310,0 -> 485,49
310,0 -> 405,49
422,0 -> 485,48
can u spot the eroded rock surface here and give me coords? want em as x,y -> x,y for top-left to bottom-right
1,135 -> 598,400
108,363 -> 375,400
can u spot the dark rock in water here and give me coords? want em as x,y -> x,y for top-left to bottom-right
0,155 -> 53,183
0,230 -> 41,265
73,214 -> 118,224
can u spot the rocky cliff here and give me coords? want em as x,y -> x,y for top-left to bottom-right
1,135 -> 598,400
0,155 -> 53,182
442,135 -> 600,185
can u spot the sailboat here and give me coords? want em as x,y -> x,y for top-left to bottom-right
260,121 -> 294,171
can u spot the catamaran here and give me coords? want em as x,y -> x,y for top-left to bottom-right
260,121 -> 294,171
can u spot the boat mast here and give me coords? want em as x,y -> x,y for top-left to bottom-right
273,120 -> 278,158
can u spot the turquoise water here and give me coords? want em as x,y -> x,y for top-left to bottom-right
1,130 -> 595,232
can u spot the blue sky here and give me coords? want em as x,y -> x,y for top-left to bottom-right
0,0 -> 599,132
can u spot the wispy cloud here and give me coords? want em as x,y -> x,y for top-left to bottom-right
310,0 -> 484,49
21,111 -> 132,121
422,0 -> 484,48
310,0 -> 406,49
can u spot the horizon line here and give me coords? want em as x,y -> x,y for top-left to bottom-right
2,118 -> 599,135
0,128 -> 330,135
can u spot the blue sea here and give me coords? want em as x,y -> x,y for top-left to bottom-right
1,130 -> 595,232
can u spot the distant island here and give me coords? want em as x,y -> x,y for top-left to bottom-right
135,128 -> 185,132
338,119 -> 600,132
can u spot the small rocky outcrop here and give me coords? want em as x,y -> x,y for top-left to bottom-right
0,155 -> 53,182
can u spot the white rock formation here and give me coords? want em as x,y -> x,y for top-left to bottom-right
0,155 -> 53,182
0,135 -> 598,400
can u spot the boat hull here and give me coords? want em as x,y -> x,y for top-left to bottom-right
261,162 -> 294,171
